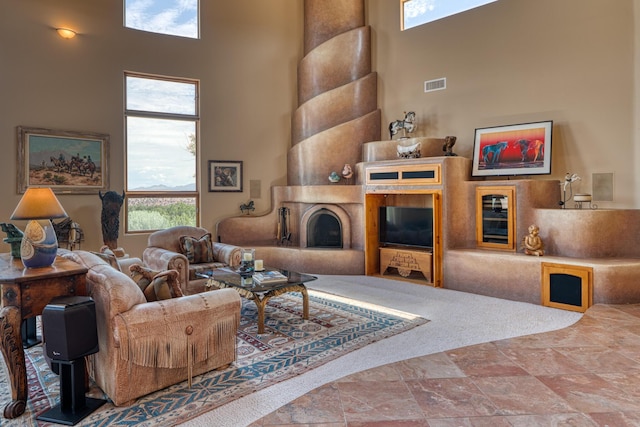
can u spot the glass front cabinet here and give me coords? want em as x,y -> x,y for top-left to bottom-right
475,186 -> 516,251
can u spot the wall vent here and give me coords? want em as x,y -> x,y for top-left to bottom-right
424,78 -> 446,93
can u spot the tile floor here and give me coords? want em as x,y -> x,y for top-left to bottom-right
250,304 -> 640,426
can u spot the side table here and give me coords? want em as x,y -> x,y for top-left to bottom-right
0,254 -> 88,419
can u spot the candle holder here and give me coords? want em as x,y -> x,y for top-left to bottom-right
238,248 -> 255,277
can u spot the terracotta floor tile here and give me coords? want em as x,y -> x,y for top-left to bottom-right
499,347 -> 588,376
471,375 -> 575,415
259,384 -> 344,425
445,343 -> 528,377
538,373 -> 640,413
337,380 -> 424,423
425,416 -> 512,427
251,303 -> 640,426
406,378 -> 497,418
614,344 -> 640,363
587,411 -> 640,426
337,364 -> 403,383
553,346 -> 640,373
347,420 -> 430,426
596,368 -> 640,400
393,353 -> 465,380
504,412 -> 599,426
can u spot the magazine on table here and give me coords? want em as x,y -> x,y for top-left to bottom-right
253,270 -> 288,284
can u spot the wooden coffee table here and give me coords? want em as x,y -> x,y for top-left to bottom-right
196,268 -> 317,334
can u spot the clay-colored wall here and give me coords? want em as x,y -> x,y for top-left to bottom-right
366,0 -> 639,208
0,0 -> 302,258
1,0 -> 638,260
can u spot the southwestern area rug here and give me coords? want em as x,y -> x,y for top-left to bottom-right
0,289 -> 427,426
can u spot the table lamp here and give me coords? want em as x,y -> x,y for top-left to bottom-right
10,187 -> 68,268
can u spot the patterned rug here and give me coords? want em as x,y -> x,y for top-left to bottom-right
0,289 -> 428,426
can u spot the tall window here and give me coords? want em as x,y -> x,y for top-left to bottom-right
124,0 -> 199,39
401,0 -> 497,30
125,73 -> 199,232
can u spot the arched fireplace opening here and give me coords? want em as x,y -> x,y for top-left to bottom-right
307,208 -> 342,248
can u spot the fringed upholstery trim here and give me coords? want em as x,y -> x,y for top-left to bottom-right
118,315 -> 239,370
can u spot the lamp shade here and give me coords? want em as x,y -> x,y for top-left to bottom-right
11,187 -> 68,220
10,187 -> 67,268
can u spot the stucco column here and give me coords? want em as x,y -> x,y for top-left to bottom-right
288,0 -> 381,186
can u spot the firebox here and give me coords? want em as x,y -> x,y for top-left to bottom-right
306,208 -> 342,248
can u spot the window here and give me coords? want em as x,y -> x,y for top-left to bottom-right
124,0 -> 199,39
125,73 -> 199,232
401,0 -> 497,30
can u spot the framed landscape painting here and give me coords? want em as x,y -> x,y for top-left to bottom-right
208,160 -> 243,192
17,126 -> 110,194
472,120 -> 553,177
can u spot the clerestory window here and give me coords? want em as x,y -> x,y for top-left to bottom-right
401,0 -> 498,30
124,0 -> 199,39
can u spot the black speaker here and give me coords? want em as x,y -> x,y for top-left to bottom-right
39,296 -> 106,425
42,296 -> 99,361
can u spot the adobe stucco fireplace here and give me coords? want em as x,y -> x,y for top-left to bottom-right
216,0 -> 373,274
216,185 -> 365,274
302,205 -> 351,249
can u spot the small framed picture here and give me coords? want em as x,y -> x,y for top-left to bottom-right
208,160 -> 243,192
17,126 -> 110,194
472,120 -> 553,177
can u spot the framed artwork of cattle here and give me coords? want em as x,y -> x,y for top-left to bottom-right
472,120 -> 552,177
17,126 -> 110,194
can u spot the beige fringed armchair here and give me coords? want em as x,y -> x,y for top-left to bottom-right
143,226 -> 242,295
61,250 -> 241,406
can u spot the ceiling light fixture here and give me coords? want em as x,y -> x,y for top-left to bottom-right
56,28 -> 77,39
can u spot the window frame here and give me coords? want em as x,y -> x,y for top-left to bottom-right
123,0 -> 200,40
401,0 -> 498,31
124,71 -> 201,234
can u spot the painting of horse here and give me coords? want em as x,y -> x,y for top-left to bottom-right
472,121 -> 553,177
515,139 -> 544,162
482,141 -> 509,164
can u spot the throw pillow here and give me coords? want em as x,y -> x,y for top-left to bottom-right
179,233 -> 214,264
90,249 -> 121,271
128,264 -> 183,302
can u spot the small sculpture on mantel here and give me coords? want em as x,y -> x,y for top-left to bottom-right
522,224 -> 544,256
341,164 -> 354,184
328,171 -> 341,183
397,140 -> 421,159
240,200 -> 255,215
342,164 -> 353,180
389,111 -> 417,139
443,136 -> 458,156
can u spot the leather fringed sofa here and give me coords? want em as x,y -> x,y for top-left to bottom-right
60,250 -> 241,406
143,226 -> 242,295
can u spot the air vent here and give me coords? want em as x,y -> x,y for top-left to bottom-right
424,77 -> 446,93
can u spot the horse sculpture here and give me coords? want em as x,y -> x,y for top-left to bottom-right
482,141 -> 509,165
240,200 -> 255,215
389,111 -> 417,139
99,190 -> 125,249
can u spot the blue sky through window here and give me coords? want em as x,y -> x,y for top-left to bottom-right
125,0 -> 198,39
403,0 -> 497,30
125,75 -> 197,191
